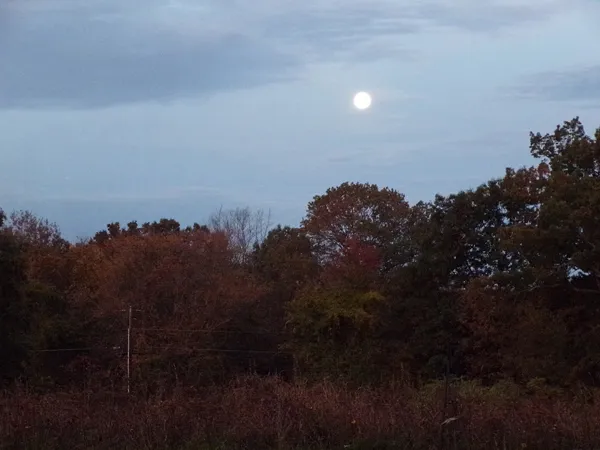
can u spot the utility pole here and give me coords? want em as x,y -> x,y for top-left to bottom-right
127,305 -> 132,394
120,305 -> 141,394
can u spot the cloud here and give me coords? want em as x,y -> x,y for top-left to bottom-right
1,183 -> 232,203
255,0 -> 575,63
259,3 -> 419,64
0,0 -> 583,110
511,65 -> 600,107
416,0 -> 569,32
0,2 -> 299,109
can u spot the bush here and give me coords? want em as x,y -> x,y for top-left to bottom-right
1,377 -> 600,449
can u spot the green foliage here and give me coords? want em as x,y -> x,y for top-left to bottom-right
286,287 -> 385,380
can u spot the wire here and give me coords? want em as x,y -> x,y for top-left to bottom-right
31,346 -> 290,355
33,347 -> 97,353
134,346 -> 291,355
31,328 -> 285,354
136,328 -> 282,335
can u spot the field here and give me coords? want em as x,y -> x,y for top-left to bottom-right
2,377 -> 599,450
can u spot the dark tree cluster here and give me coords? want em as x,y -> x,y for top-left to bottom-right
2,117 -> 600,393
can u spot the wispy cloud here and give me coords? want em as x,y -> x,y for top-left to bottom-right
512,65 -> 600,107
1,185 -> 226,203
415,0 -> 570,32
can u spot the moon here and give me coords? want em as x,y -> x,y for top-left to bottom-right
353,91 -> 372,110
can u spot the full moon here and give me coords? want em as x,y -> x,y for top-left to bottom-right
353,91 -> 372,110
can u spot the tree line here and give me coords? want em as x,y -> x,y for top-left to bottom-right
1,117 -> 600,393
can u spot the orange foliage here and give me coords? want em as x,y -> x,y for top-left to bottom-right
68,229 -> 264,330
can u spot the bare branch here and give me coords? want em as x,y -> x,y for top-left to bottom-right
208,206 -> 272,264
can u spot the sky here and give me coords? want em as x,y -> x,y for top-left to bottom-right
1,0 -> 600,241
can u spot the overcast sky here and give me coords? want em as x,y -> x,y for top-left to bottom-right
1,0 -> 599,240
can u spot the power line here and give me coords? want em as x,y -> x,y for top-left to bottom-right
135,346 -> 290,355
28,346 -> 406,372
32,345 -> 290,356
33,347 -> 97,353
136,327 -> 282,335
32,346 -> 400,366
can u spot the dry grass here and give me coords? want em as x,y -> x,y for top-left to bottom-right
1,377 -> 599,449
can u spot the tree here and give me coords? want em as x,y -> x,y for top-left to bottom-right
320,236 -> 382,291
220,226 -> 317,380
0,210 -> 94,387
69,225 -> 266,389
92,218 -> 208,244
378,184 -> 516,379
2,210 -> 72,294
455,118 -> 600,385
285,286 -> 386,381
504,118 -> 600,290
494,118 -> 600,384
4,210 -> 68,250
209,207 -> 272,264
301,182 -> 412,271
253,225 -> 318,289
459,276 -> 570,383
0,223 -> 28,382
285,183 -> 411,381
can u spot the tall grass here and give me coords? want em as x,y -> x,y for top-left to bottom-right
1,376 -> 599,449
